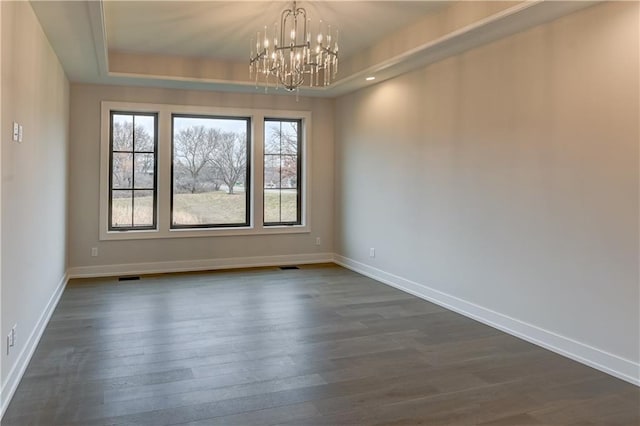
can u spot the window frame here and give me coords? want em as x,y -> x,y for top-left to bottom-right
263,118 -> 303,227
99,101 -> 312,241
170,113 -> 252,229
108,111 -> 159,231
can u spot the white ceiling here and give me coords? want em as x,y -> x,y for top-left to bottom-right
104,1 -> 446,61
30,0 -> 597,97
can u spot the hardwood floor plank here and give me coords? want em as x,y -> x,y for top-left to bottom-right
4,264 -> 638,425
178,402 -> 320,426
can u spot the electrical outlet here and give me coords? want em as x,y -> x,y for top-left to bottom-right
91,247 -> 99,257
369,248 -> 375,258
315,237 -> 321,246
12,122 -> 19,142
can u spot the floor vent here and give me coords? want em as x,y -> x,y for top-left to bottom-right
280,266 -> 300,270
118,276 -> 141,281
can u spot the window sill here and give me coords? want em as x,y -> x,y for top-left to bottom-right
99,225 -> 310,241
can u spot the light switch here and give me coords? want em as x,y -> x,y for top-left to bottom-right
18,125 -> 23,143
12,122 -> 19,142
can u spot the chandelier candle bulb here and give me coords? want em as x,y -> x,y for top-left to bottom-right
274,22 -> 278,47
264,26 -> 269,48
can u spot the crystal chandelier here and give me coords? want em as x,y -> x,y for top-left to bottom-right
249,1 -> 339,92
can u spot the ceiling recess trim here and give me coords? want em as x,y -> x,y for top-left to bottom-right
35,0 -> 600,98
86,0 -> 109,76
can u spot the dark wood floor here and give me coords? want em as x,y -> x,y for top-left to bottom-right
3,264 -> 638,425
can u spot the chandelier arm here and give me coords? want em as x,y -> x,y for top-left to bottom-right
280,5 -> 293,43
279,72 -> 305,91
274,44 -> 308,51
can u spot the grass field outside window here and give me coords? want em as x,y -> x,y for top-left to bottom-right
112,189 -> 297,226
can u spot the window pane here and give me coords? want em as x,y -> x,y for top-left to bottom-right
111,190 -> 133,227
173,192 -> 247,225
134,153 -> 154,189
133,190 -> 154,226
172,115 -> 249,227
112,114 -> 133,151
280,122 -> 298,155
264,189 -> 281,223
281,156 -> 297,189
134,115 -> 155,152
264,121 -> 281,154
264,155 -> 280,188
109,111 -> 157,231
264,119 -> 301,225
280,189 -> 298,222
112,153 -> 133,189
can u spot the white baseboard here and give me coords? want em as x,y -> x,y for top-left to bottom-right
67,252 -> 334,279
0,272 -> 68,419
333,254 -> 640,387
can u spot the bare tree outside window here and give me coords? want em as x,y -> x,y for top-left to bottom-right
171,115 -> 250,227
264,119 -> 302,225
109,112 -> 157,230
173,126 -> 219,194
210,130 -> 247,195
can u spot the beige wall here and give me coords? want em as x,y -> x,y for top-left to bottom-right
1,0 -> 69,395
335,1 -> 639,369
68,84 -> 334,270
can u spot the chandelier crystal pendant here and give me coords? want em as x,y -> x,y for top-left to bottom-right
249,1 -> 339,92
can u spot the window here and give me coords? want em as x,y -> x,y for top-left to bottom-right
171,115 -> 251,228
108,112 -> 158,230
264,119 -> 302,226
100,102 -> 310,240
